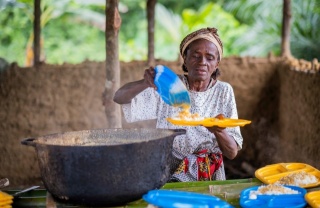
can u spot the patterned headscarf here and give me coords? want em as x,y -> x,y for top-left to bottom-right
180,27 -> 223,61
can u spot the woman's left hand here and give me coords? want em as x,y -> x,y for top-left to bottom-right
206,114 -> 238,159
207,114 -> 226,132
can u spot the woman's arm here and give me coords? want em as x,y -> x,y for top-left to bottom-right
206,113 -> 239,159
207,84 -> 241,159
208,126 -> 238,159
113,67 -> 156,104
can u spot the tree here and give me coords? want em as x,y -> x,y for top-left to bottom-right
33,0 -> 41,66
281,0 -> 292,58
147,0 -> 156,66
102,0 -> 121,128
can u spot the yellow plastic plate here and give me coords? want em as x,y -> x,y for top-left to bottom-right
166,118 -> 251,128
305,190 -> 320,208
255,163 -> 320,188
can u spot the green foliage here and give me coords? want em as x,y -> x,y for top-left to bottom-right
0,0 -> 319,66
158,0 -> 211,15
154,2 -> 247,61
116,1 -> 156,62
0,0 -> 108,65
220,0 -> 283,57
290,0 -> 320,60
180,3 -> 248,57
0,4 -> 32,65
0,0 -> 248,65
153,3 -> 182,61
221,0 -> 320,60
119,0 -> 146,41
43,19 -> 106,64
119,19 -> 148,62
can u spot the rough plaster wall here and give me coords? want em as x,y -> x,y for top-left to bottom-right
0,57 -> 318,187
0,62 -> 108,186
219,57 -> 281,177
278,67 -> 320,169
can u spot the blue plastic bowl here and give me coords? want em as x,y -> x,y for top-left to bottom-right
240,185 -> 307,208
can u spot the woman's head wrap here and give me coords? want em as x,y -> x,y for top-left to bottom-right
180,27 -> 223,61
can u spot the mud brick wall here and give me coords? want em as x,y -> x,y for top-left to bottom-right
0,57 -> 319,186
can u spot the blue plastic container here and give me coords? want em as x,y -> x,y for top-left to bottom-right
143,190 -> 234,208
240,185 -> 307,208
154,65 -> 190,106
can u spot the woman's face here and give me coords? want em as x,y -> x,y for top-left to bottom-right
184,39 -> 220,81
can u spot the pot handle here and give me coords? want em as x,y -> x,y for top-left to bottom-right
21,138 -> 36,147
173,129 -> 186,136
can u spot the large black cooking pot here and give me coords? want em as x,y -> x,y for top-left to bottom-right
21,128 -> 186,207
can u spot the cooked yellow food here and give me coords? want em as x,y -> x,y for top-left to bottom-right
174,106 -> 203,121
172,105 -> 226,122
168,104 -> 251,128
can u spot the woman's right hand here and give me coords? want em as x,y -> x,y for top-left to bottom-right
113,66 -> 157,104
143,66 -> 157,90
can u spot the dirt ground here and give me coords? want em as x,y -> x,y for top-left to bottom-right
0,57 -> 319,186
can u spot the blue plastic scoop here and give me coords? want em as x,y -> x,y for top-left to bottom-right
154,65 -> 191,107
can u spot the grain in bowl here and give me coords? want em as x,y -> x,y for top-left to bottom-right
249,184 -> 300,200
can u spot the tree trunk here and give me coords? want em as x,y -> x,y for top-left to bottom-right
102,0 -> 122,128
33,0 -> 41,66
147,0 -> 156,66
281,0 -> 292,58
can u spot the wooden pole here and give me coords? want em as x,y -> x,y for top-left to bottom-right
102,0 -> 122,128
33,0 -> 41,66
147,0 -> 156,66
281,0 -> 292,58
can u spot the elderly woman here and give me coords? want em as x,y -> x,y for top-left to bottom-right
113,27 -> 243,182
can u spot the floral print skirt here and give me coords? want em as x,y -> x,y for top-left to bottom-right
171,150 -> 223,182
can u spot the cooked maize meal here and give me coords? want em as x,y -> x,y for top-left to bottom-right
249,184 -> 300,199
275,171 -> 318,186
172,106 -> 203,121
0,191 -> 13,208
